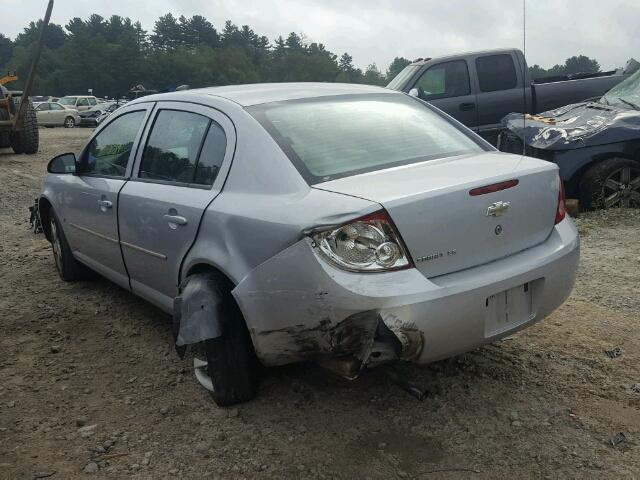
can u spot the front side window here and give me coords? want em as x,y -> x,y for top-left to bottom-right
139,110 -> 211,184
37,103 -> 51,111
80,110 -> 146,177
50,103 -> 64,111
250,94 -> 484,184
414,60 -> 471,100
476,54 -> 518,92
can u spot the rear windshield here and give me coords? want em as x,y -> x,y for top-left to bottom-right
59,97 -> 77,105
250,94 -> 484,184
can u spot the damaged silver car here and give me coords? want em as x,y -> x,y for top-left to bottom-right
38,83 -> 579,405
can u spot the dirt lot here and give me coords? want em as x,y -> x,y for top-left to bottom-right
1,128 -> 639,479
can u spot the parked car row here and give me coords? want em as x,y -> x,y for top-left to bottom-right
32,95 -> 126,128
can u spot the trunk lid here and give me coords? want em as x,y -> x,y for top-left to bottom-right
314,152 -> 560,278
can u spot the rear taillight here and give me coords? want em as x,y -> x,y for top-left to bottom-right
555,177 -> 566,224
312,210 -> 413,272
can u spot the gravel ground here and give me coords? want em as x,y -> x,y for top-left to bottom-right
1,128 -> 639,479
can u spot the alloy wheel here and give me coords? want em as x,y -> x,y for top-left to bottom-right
602,166 -> 640,208
65,117 -> 75,128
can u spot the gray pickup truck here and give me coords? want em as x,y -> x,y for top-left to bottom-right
387,48 -> 630,142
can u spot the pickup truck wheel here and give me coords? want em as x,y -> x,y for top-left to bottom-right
579,158 -> 640,210
187,274 -> 260,406
49,210 -> 89,281
0,131 -> 10,148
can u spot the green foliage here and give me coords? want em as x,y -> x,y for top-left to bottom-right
386,57 -> 411,79
529,55 -> 601,79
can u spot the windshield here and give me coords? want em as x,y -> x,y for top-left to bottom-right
386,65 -> 420,90
250,94 -> 485,184
59,97 -> 77,106
601,69 -> 640,109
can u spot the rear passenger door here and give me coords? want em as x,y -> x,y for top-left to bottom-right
411,60 -> 478,128
118,102 -> 235,311
49,103 -> 66,124
36,103 -> 51,125
473,53 -> 527,134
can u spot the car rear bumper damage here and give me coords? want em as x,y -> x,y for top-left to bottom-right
232,217 -> 579,374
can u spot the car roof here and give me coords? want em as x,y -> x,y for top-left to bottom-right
136,82 -> 399,107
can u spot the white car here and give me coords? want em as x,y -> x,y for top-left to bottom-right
35,102 -> 81,128
58,95 -> 99,111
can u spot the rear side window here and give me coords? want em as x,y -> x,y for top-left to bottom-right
476,54 -> 518,92
414,60 -> 470,100
194,122 -> 227,185
139,110 -> 213,185
81,110 -> 146,177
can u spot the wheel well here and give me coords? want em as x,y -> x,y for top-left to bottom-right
183,263 -> 235,292
38,198 -> 53,242
566,152 -> 637,197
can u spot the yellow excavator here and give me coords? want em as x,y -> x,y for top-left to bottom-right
0,0 -> 54,154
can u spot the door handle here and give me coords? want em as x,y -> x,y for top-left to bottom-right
459,102 -> 476,111
163,214 -> 188,227
98,199 -> 113,209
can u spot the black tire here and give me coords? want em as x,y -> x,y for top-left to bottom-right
10,100 -> 39,154
64,116 -> 75,128
49,210 -> 87,281
186,273 -> 259,406
579,158 -> 640,210
0,131 -> 10,148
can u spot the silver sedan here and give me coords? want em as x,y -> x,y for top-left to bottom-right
35,102 -> 81,128
38,83 -> 579,405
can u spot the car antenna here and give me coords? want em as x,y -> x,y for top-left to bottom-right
521,0 -> 527,156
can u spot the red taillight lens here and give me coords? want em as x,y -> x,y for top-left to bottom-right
312,210 -> 413,272
555,178 -> 566,224
469,179 -> 519,196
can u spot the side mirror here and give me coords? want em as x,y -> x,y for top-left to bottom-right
408,88 -> 419,98
47,153 -> 77,174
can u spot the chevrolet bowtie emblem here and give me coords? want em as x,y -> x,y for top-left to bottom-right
486,201 -> 510,217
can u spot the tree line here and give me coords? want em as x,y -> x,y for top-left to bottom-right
0,13 -> 413,98
0,13 -> 602,98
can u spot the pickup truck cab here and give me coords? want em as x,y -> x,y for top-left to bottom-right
387,49 -> 628,142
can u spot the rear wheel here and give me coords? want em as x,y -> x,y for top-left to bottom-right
10,100 -> 39,154
185,273 -> 260,406
64,116 -> 75,128
579,158 -> 640,210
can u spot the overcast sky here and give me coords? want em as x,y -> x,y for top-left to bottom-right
2,0 -> 639,71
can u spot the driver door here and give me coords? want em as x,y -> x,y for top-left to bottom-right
60,105 -> 152,287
